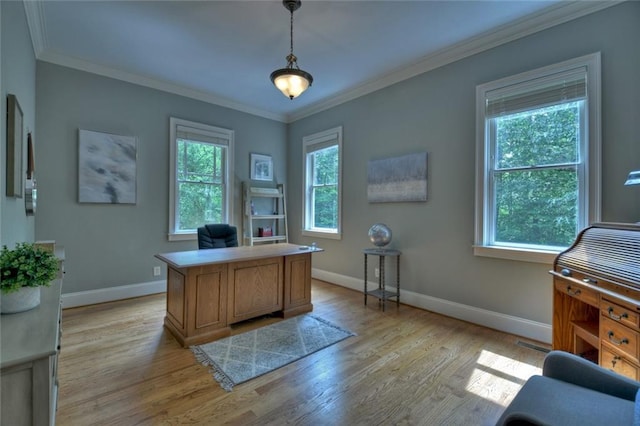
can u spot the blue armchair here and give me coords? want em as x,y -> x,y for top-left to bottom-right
496,350 -> 640,425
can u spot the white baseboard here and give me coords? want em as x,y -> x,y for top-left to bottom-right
62,270 -> 552,344
61,280 -> 166,309
312,268 -> 552,344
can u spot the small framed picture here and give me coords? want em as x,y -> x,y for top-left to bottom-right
250,153 -> 273,181
6,94 -> 23,198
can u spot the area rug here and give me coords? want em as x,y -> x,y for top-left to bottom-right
191,314 -> 355,391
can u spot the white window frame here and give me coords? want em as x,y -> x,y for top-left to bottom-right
474,53 -> 601,263
302,126 -> 343,240
168,117 -> 234,241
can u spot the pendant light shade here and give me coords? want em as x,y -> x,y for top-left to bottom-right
271,55 -> 313,100
625,170 -> 640,186
271,0 -> 313,100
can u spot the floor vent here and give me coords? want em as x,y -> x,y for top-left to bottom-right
516,340 -> 551,353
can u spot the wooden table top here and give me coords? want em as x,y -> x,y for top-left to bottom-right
155,243 -> 322,269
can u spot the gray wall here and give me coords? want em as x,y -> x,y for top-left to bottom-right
5,1 -> 638,329
1,1 -> 36,247
35,63 -> 287,293
287,2 -> 640,324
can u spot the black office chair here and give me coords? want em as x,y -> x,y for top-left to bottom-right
197,224 -> 238,249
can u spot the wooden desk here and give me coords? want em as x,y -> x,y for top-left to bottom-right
155,244 -> 320,347
551,223 -> 640,380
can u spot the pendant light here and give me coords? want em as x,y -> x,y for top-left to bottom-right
625,170 -> 640,186
270,0 -> 313,100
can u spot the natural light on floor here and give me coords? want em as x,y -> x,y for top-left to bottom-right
465,349 -> 542,406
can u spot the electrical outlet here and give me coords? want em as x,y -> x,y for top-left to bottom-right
153,266 -> 161,276
374,267 -> 380,278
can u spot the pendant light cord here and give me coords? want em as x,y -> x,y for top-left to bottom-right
289,8 -> 294,57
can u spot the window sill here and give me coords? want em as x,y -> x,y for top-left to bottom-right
168,232 -> 197,242
302,229 -> 341,240
473,245 -> 559,264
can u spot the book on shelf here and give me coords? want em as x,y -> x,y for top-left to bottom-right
250,187 -> 280,195
258,227 -> 273,237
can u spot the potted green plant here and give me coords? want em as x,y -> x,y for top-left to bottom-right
0,242 -> 59,314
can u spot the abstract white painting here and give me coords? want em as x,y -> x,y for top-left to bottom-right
368,152 -> 428,203
78,129 -> 137,204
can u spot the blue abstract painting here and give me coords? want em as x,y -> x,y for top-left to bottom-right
368,152 -> 427,203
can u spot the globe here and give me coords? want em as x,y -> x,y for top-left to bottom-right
368,223 -> 392,247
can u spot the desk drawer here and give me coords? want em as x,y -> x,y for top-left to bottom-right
601,316 -> 639,363
601,347 -> 639,381
554,279 -> 599,307
601,298 -> 640,329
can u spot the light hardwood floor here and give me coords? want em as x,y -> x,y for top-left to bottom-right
56,280 -> 548,425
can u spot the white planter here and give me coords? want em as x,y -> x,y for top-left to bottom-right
1,286 -> 41,314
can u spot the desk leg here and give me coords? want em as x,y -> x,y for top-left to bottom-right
364,253 -> 368,306
396,255 -> 400,307
380,255 -> 385,312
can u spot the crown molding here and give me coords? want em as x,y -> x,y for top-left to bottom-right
36,50 -> 288,122
286,0 -> 622,123
23,0 -> 286,121
23,0 -> 284,121
23,0 -> 47,57
23,0 -> 622,124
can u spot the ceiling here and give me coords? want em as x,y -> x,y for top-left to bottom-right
24,1 -> 615,122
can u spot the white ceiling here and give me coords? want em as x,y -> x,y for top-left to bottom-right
24,1 -> 615,122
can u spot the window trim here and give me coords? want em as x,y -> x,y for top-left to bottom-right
474,53 -> 601,263
168,117 -> 234,241
302,126 -> 343,240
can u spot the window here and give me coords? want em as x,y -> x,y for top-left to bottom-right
475,53 -> 601,263
169,117 -> 234,241
303,126 -> 342,239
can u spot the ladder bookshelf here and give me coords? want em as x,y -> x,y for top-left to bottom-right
243,182 -> 288,246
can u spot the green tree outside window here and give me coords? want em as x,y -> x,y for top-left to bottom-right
493,102 -> 581,248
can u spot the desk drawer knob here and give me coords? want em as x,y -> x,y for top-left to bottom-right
566,286 -> 581,296
608,331 -> 629,346
611,355 -> 621,368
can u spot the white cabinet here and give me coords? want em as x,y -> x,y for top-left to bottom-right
1,280 -> 62,426
243,182 -> 288,246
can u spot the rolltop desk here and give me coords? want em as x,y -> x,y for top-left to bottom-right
552,223 -> 640,380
